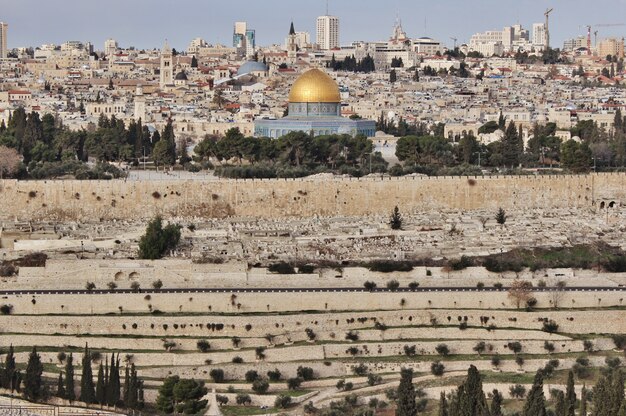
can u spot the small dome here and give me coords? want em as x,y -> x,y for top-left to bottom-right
288,68 -> 341,103
175,71 -> 188,81
237,61 -> 268,76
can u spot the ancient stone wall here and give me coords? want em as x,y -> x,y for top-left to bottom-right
1,173 -> 624,221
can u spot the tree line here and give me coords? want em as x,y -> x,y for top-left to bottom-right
195,128 -> 387,178
0,344 -> 144,411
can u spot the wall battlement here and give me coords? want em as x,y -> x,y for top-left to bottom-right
0,173 -> 624,221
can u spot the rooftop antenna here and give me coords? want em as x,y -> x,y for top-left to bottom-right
326,0 -> 329,15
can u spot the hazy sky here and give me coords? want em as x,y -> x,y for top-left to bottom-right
3,0 -> 626,51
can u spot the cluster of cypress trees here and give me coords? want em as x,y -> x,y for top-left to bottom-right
0,343 -> 142,410
395,365 -> 625,416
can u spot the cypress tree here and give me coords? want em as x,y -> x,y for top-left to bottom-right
618,401 -> 626,416
24,346 -> 43,401
128,364 -> 139,409
565,370 -> 576,416
137,380 -> 145,410
2,345 -> 16,390
611,370 -> 625,416
122,365 -> 130,406
57,371 -> 65,399
490,389 -> 503,416
106,354 -> 116,406
65,353 -> 75,402
554,390 -> 565,416
579,385 -> 587,416
523,370 -> 546,416
396,367 -> 417,416
456,365 -> 490,416
96,363 -> 105,406
438,391 -> 449,416
79,344 -> 96,404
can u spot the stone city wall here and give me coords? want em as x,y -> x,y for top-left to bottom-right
1,289 -> 624,316
0,173 -> 624,221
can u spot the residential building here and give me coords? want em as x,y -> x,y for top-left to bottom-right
0,22 -> 7,59
532,23 -> 547,50
598,37 -> 625,59
317,15 -> 339,50
104,38 -> 117,57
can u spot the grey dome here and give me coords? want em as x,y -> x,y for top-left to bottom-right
237,61 -> 268,76
175,71 -> 188,81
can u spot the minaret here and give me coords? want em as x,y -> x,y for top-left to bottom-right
160,40 -> 173,89
134,84 -> 146,122
287,22 -> 297,64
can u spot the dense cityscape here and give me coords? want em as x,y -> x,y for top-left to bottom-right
0,2 -> 626,416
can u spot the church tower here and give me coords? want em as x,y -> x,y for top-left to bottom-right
287,22 -> 297,64
160,40 -> 173,88
134,84 -> 146,122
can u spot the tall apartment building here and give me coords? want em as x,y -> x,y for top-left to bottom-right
563,36 -> 587,52
316,15 -> 339,50
598,37 -> 625,59
104,38 -> 118,57
532,23 -> 547,50
0,22 -> 8,59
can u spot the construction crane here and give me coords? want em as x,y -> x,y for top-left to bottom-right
450,37 -> 458,49
544,8 -> 554,49
594,30 -> 598,48
583,23 -> 625,55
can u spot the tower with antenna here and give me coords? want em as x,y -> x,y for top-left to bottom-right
316,1 -> 339,50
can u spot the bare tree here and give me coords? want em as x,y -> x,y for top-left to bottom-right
549,280 -> 566,309
0,146 -> 20,179
508,280 -> 534,309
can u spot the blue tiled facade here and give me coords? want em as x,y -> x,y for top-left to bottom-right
255,100 -> 376,139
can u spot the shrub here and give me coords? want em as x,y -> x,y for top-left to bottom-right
275,395 -> 292,409
408,281 -> 419,289
449,256 -> 472,270
363,281 -> 377,291
491,355 -> 501,368
494,282 -> 503,289
367,260 -> 413,273
298,264 -> 315,274
542,320 -> 559,333
431,361 -> 445,376
252,378 -> 269,394
336,379 -> 345,390
404,345 -> 416,356
196,340 -> 210,353
459,321 -> 468,330
268,262 -> 295,274
231,337 -> 241,348
236,393 -> 251,406
374,321 -> 388,331
85,282 -> 96,291
255,347 -> 266,360
209,369 -> 225,383
611,334 -> 626,349
509,384 -> 526,399
367,373 -> 382,386
216,395 -> 228,405
386,279 -> 400,290
267,369 -> 281,381
107,281 -> 117,290
507,342 -> 523,354
0,304 -> 13,315
0,262 -> 17,277
231,356 -> 243,363
543,341 -> 555,353
130,281 -> 141,292
297,366 -> 314,381
476,282 -> 485,289
345,331 -> 359,341
473,341 -> 486,355
352,363 -> 368,376
583,340 -> 594,352
57,351 -> 67,362
305,328 -> 316,340
435,343 -> 450,356
287,377 -> 302,390
152,279 -> 163,289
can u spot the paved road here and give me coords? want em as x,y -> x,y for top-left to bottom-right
0,286 -> 624,296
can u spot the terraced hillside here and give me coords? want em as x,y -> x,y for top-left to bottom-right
0,260 -> 624,415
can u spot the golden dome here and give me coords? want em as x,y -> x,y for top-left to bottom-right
288,68 -> 341,103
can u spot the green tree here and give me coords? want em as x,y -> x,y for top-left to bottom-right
156,375 -> 179,414
390,206 -> 403,230
496,208 -> 507,225
453,365 -> 490,416
438,391 -> 449,416
565,370 -> 576,416
96,363 -> 105,406
65,353 -> 75,402
138,216 -> 181,260
173,379 -> 208,414
502,121 -> 522,167
579,385 -> 587,416
57,372 -> 66,399
390,69 -> 397,83
79,344 -> 96,404
24,347 -> 43,401
396,368 -> 417,416
2,344 -> 16,390
554,390 -> 566,416
491,389 -> 503,416
523,370 -> 547,416
152,138 -> 175,167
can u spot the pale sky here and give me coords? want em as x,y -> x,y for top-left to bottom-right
3,0 -> 626,51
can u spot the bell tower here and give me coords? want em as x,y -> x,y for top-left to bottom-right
160,40 -> 173,88
287,22 -> 297,64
